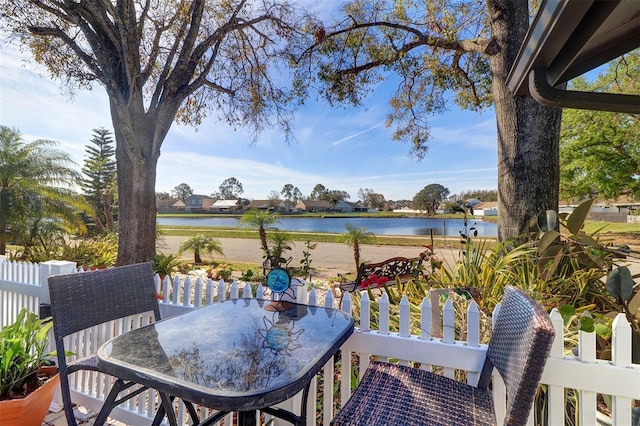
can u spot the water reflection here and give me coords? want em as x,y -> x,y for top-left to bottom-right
106,299 -> 351,396
165,302 -> 307,392
167,327 -> 290,392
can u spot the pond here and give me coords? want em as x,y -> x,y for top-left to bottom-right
157,216 -> 498,237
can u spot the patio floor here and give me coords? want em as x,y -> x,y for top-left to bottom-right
43,404 -> 126,426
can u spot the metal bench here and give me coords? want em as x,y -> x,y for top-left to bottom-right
339,248 -> 433,293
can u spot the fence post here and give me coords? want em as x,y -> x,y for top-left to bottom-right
38,260 -> 77,304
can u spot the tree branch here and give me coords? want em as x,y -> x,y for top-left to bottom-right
297,20 -> 493,66
27,25 -> 103,80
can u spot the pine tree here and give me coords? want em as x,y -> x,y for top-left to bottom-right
80,128 -> 117,234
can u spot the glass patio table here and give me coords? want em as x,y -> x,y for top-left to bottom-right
97,298 -> 354,426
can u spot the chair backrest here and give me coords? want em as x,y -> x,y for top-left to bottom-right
48,262 -> 160,339
478,286 -> 555,425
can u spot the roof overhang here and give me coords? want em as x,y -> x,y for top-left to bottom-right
507,0 -> 640,113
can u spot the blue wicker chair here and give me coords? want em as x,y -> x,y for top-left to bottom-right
48,262 -> 197,426
331,285 -> 555,426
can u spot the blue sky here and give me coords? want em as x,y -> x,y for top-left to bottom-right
0,41 -> 498,202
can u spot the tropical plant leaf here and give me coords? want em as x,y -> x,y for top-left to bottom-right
538,230 -> 560,254
605,266 -> 634,304
539,244 -> 564,278
576,232 -> 600,249
629,291 -> 640,317
566,198 -> 595,235
576,252 -> 601,269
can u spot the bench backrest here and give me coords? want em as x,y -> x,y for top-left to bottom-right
356,256 -> 420,284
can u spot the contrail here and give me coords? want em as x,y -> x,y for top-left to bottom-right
331,122 -> 383,146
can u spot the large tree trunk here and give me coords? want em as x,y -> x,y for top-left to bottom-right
487,0 -> 562,241
110,100 -> 164,265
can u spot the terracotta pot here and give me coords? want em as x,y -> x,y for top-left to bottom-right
0,371 -> 60,426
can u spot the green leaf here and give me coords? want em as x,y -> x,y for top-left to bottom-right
579,315 -> 595,333
558,304 -> 576,327
606,266 -> 634,303
629,291 -> 640,316
538,230 -> 560,255
567,198 -> 595,235
539,244 -> 564,278
537,210 -> 557,232
575,232 -> 600,249
595,322 -> 612,339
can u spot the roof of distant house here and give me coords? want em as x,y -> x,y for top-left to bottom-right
156,199 -> 185,208
297,200 -> 333,208
248,199 -> 283,208
473,201 -> 498,210
212,199 -> 239,208
187,194 -> 214,200
560,195 -> 640,207
156,199 -> 174,208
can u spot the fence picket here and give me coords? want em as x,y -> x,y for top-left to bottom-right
547,309 -> 566,425
183,275 -> 193,306
467,301 -> 480,385
194,277 -> 203,307
612,313 -> 633,426
242,281 -> 252,298
230,280 -> 238,299
217,279 -> 226,301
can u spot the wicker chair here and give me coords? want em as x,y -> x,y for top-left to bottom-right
48,262 -> 196,426
331,285 -> 555,426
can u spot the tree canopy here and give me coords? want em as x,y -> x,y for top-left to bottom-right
178,234 -> 223,264
295,0 -> 494,158
358,188 -> 386,209
171,183 -> 193,202
560,52 -> 640,201
340,224 -> 374,271
218,177 -> 244,200
0,126 -> 90,255
280,183 -> 303,208
80,127 -> 117,235
413,183 -> 450,215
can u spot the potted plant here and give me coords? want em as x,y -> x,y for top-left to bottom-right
0,308 -> 60,426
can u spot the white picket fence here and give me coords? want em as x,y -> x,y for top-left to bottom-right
1,258 -> 639,425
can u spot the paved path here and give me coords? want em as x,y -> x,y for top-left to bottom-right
157,235 -> 464,277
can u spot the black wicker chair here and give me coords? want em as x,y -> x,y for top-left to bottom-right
331,285 -> 555,426
48,262 -> 197,426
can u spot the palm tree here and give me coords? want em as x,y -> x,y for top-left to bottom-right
267,231 -> 294,268
178,234 -> 224,263
340,224 -> 375,272
0,126 -> 92,255
239,208 -> 280,258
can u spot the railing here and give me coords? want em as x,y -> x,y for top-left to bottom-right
1,258 -> 638,425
